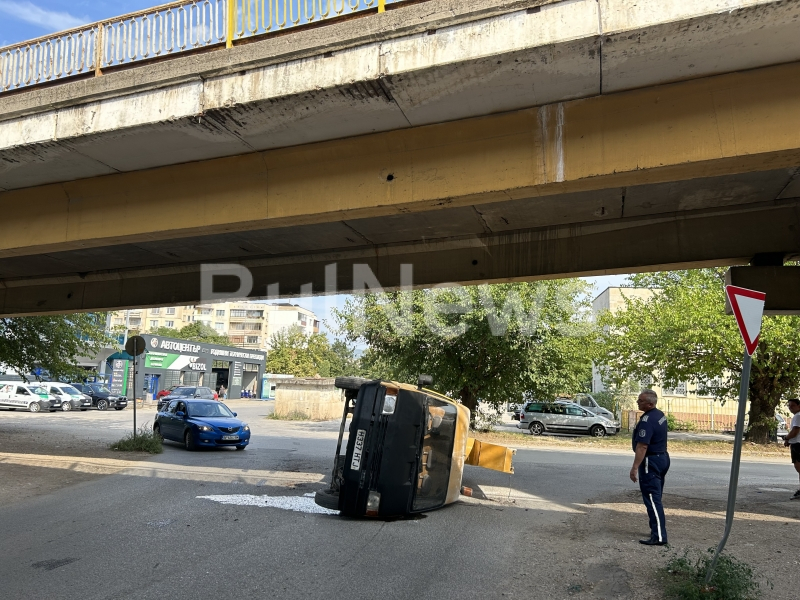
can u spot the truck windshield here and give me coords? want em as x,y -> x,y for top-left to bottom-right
412,398 -> 458,512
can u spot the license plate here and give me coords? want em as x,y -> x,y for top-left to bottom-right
222,435 -> 239,441
350,429 -> 366,471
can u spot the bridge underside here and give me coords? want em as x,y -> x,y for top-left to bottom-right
3,62 -> 800,315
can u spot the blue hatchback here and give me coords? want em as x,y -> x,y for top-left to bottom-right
154,399 -> 251,451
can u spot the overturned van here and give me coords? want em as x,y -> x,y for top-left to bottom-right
315,376 -> 514,518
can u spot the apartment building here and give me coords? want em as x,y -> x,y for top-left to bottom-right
111,302 -> 320,353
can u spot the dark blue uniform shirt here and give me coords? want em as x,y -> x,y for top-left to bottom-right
632,407 -> 668,454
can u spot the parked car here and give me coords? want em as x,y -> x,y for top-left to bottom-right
556,393 -> 615,420
20,383 -> 61,412
45,383 -> 93,412
156,386 -> 216,411
154,399 -> 250,451
73,383 -> 128,411
776,413 -> 789,440
0,381 -> 52,412
518,401 -> 620,437
156,386 -> 178,400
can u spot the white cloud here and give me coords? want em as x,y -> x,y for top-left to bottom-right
0,1 -> 86,33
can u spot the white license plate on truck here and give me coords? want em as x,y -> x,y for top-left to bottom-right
351,429 -> 366,470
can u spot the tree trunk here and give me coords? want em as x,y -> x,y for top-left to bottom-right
747,363 -> 782,444
459,387 -> 478,425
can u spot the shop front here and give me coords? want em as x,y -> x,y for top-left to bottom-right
118,335 -> 265,401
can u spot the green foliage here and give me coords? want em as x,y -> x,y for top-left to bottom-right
334,281 -> 596,417
0,313 -> 112,382
265,326 -> 361,378
664,548 -> 768,600
666,413 -> 696,432
173,322 -> 231,345
110,425 -> 164,454
596,269 -> 800,442
266,410 -> 311,421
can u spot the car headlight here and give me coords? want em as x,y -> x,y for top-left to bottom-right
243,425 -> 250,432
197,424 -> 214,432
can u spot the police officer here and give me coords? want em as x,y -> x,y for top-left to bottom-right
629,389 -> 670,546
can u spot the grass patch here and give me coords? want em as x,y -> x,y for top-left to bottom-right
663,548 -> 769,600
266,410 -> 312,421
110,424 -> 163,454
471,430 -> 790,457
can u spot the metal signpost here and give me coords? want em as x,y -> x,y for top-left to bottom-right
705,285 -> 766,584
125,336 -> 146,439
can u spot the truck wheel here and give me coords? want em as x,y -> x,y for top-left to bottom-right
334,377 -> 368,391
529,422 -> 544,436
314,490 -> 340,511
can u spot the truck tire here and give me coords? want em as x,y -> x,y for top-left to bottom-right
334,377 -> 368,391
314,490 -> 340,511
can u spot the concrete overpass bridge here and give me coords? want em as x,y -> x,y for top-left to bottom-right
2,0 -> 800,316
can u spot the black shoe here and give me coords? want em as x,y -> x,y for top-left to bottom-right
639,538 -> 668,546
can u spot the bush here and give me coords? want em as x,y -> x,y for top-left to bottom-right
267,410 -> 311,421
666,413 -> 697,432
664,548 -> 769,600
110,424 -> 163,454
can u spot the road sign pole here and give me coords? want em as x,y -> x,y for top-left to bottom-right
705,349 -> 751,583
133,338 -> 137,439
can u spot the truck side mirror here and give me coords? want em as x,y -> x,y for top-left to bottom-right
417,374 -> 433,389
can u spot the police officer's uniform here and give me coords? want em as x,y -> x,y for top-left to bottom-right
632,407 -> 670,544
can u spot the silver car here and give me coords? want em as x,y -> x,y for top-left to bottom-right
517,401 -> 620,437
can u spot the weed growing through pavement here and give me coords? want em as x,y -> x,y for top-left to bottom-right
110,424 -> 163,454
663,548 -> 770,600
266,411 -> 311,421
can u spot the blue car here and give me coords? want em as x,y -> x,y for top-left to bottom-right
154,399 -> 250,451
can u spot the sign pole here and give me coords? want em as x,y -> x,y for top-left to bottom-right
704,349 -> 751,583
705,285 -> 766,584
133,337 -> 137,439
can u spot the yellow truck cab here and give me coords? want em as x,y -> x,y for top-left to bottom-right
315,376 -> 514,517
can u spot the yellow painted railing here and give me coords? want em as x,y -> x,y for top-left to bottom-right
1,0 -> 399,93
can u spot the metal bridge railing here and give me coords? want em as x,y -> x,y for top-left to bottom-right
0,0 -> 395,94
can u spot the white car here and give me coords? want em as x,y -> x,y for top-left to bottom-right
46,382 -> 93,412
0,381 -> 52,412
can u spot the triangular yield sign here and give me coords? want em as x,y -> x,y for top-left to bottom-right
725,285 -> 766,356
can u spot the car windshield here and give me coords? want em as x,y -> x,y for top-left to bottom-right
30,386 -> 48,394
90,384 -> 111,393
61,386 -> 81,395
412,398 -> 458,512
186,402 -> 234,418
172,387 -> 194,397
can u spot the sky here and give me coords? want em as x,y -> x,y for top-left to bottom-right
0,1 -> 157,47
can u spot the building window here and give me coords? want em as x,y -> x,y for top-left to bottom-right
216,310 -> 225,317
113,318 -> 123,325
165,321 -> 174,328
246,336 -> 260,344
129,318 -> 141,327
199,308 -> 213,315
246,310 -> 263,318
663,382 -> 687,396
215,322 -> 225,330
166,307 -> 176,315
150,320 -> 159,328
151,308 -> 160,315
230,310 -> 247,318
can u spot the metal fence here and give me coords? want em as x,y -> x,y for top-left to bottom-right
0,0 -> 398,93
620,397 -> 746,432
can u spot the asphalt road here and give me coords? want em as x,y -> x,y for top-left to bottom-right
0,403 -> 796,600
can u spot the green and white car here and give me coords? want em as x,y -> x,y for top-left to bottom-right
46,383 -> 93,412
0,382 -> 53,412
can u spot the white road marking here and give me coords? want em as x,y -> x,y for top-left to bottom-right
197,492 -> 339,515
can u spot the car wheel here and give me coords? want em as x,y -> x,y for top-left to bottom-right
314,489 -> 340,511
235,445 -> 246,451
334,377 -> 368,391
529,422 -> 544,436
29,402 -> 41,413
184,430 -> 196,451
96,399 -> 108,411
61,401 -> 72,412
590,425 -> 607,438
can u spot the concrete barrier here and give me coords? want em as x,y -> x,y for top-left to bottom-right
274,378 -> 344,420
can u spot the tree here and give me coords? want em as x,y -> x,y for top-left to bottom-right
265,326 -> 363,378
595,269 -> 800,443
334,281 -> 595,419
173,322 -> 230,346
0,314 -> 112,382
